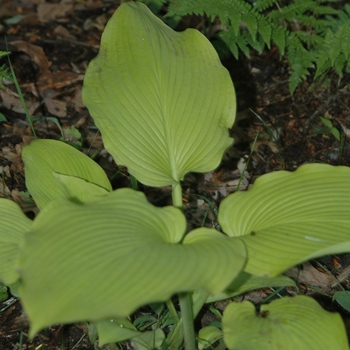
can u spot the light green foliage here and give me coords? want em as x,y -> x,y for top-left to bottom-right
19,189 -> 246,336
96,318 -> 140,345
167,0 -> 350,92
83,1 -> 236,187
0,2 -> 350,349
198,326 -> 223,350
32,117 -> 82,148
205,271 -> 296,303
22,139 -> 112,209
63,125 -> 82,149
319,117 -> 341,141
333,291 -> 350,313
219,164 -> 350,276
0,199 -> 31,285
222,296 -> 348,349
131,329 -> 165,350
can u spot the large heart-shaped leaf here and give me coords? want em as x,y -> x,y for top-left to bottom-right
82,2 -> 236,187
19,188 -> 246,336
22,139 -> 112,209
0,199 -> 31,285
218,164 -> 350,276
222,296 -> 349,349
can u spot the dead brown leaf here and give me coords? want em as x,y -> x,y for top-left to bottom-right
37,3 -> 74,23
0,89 -> 40,115
285,262 -> 333,292
53,24 -> 77,40
10,40 -> 53,94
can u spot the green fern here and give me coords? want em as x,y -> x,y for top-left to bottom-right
138,0 -> 167,13
0,51 -> 12,90
167,0 -> 350,93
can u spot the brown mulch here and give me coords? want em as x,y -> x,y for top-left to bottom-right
1,0 -> 350,349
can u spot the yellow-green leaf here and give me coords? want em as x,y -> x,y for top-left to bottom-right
223,296 -> 349,349
22,139 -> 112,209
82,2 -> 236,187
219,164 -> 350,276
0,199 -> 31,285
19,188 -> 246,336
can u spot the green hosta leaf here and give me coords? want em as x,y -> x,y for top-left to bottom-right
53,173 -> 110,204
218,164 -> 350,277
198,326 -> 223,350
0,199 -> 31,285
22,139 -> 112,209
82,2 -> 236,187
19,188 -> 246,336
206,271 -> 296,303
222,296 -> 349,349
97,318 -> 140,346
333,291 -> 350,313
131,329 -> 165,350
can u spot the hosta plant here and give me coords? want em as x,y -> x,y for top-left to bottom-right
1,2 -> 350,349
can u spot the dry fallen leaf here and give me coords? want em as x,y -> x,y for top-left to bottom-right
37,3 -> 74,23
285,262 -> 333,292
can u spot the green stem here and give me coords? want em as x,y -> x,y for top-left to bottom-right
179,292 -> 196,350
166,299 -> 179,322
166,291 -> 209,349
172,183 -> 183,209
5,42 -> 37,139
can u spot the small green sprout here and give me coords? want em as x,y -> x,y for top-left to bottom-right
319,117 -> 341,141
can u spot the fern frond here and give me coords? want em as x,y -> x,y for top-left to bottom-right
285,33 -> 315,92
0,51 -> 9,59
168,0 -> 256,34
271,25 -> 286,54
220,27 -> 251,58
167,0 -> 234,24
139,0 -> 167,6
338,22 -> 350,59
334,53 -> 346,76
249,34 -> 266,54
258,15 -> 273,46
315,56 -> 331,81
254,0 -> 277,12
242,12 -> 258,40
315,22 -> 350,79
219,31 -> 239,59
167,0 -> 349,92
0,64 -> 12,83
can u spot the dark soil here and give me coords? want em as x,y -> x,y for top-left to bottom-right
1,0 -> 350,349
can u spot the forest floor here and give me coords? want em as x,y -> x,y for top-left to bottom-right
1,0 -> 350,349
